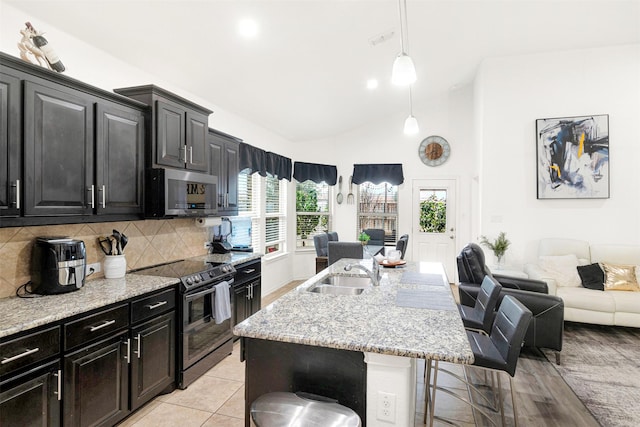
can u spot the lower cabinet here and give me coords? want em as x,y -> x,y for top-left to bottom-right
0,360 -> 61,427
130,312 -> 175,410
63,330 -> 129,427
233,259 -> 262,330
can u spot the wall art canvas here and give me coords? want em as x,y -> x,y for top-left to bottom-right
536,114 -> 609,199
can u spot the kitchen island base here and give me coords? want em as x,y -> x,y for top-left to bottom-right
241,337 -> 367,426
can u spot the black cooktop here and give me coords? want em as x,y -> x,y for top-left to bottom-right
130,257 -> 235,292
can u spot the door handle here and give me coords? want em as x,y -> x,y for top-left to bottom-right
189,146 -> 194,164
13,180 -> 20,209
124,338 -> 131,364
134,333 -> 141,358
88,185 -> 95,208
54,370 -> 62,401
89,319 -> 116,332
101,185 -> 106,208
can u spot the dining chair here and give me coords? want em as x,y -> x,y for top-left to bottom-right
395,234 -> 409,259
426,295 -> 532,426
327,242 -> 363,266
326,231 -> 339,242
362,228 -> 385,246
458,275 -> 502,334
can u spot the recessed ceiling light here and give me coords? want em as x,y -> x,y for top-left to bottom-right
238,18 -> 259,38
366,79 -> 379,90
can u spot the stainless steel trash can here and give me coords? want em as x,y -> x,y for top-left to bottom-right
251,392 -> 361,427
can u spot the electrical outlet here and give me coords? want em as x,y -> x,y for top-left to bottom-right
376,391 -> 396,422
87,262 -> 101,274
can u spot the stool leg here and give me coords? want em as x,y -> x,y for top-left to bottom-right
510,376 -> 519,427
429,360 -> 439,427
496,372 -> 505,427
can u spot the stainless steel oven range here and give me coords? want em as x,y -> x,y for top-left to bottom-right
131,257 -> 236,389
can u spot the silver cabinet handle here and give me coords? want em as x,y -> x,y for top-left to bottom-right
101,185 -> 106,208
89,319 -> 116,332
189,146 -> 194,164
181,146 -> 187,162
89,185 -> 95,208
243,269 -> 256,274
1,347 -> 39,364
54,369 -> 62,401
124,338 -> 131,364
146,301 -> 167,310
134,333 -> 141,359
15,180 -> 20,209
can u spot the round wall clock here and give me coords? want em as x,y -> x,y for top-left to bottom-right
419,135 -> 451,167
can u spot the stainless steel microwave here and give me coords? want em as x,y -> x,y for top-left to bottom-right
145,168 -> 218,218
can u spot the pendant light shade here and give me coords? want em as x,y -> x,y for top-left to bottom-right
392,0 -> 416,86
404,114 -> 419,135
392,53 -> 417,86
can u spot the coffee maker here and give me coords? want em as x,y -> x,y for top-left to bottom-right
210,218 -> 232,254
31,237 -> 86,295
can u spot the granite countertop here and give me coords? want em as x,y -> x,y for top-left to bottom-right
0,251 -> 262,339
233,259 -> 474,364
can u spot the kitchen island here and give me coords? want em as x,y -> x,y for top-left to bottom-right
233,258 -> 473,426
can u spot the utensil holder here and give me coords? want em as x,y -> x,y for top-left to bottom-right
103,255 -> 126,279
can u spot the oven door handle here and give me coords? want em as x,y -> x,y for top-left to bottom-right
184,279 -> 234,301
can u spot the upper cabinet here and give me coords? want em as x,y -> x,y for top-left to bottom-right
0,69 -> 22,218
0,52 -> 147,227
208,129 -> 241,217
114,85 -> 212,172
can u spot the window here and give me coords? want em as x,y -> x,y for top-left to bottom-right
418,189 -> 447,233
237,171 -> 287,257
264,175 -> 286,255
357,182 -> 398,244
296,181 -> 331,248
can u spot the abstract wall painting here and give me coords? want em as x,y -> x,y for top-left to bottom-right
536,114 -> 609,199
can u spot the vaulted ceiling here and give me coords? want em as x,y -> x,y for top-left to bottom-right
7,0 -> 640,141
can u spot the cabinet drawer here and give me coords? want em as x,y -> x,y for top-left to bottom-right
131,288 -> 176,324
64,304 -> 129,351
0,326 -> 60,377
234,259 -> 261,284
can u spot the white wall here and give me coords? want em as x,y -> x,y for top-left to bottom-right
289,85 -> 477,279
1,3 -> 297,294
477,44 -> 640,267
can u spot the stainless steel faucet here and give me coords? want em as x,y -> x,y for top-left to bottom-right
344,261 -> 381,286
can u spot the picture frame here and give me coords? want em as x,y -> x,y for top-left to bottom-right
536,114 -> 609,199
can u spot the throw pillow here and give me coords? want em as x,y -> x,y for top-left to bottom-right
538,254 -> 582,287
602,263 -> 640,291
576,263 -> 605,291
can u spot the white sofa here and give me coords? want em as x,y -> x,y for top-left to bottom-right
524,238 -> 640,327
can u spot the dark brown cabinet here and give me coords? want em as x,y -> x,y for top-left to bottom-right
114,85 -> 212,172
129,289 -> 176,411
24,80 -> 94,217
233,259 -> 262,330
95,102 -> 145,215
0,70 -> 22,218
63,331 -> 129,427
0,325 -> 61,426
0,52 -> 148,227
208,129 -> 241,216
0,360 -> 61,427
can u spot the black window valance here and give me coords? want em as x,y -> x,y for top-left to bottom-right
239,142 -> 292,181
293,162 -> 338,185
352,163 -> 404,185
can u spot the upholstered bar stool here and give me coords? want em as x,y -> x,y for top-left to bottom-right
458,275 -> 502,334
426,296 -> 533,426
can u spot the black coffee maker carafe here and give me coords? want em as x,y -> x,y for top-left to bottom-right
31,237 -> 86,295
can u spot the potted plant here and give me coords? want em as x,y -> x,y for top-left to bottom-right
358,232 -> 370,245
479,232 -> 511,268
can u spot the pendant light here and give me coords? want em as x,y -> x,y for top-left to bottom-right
403,86 -> 419,135
392,0 -> 416,86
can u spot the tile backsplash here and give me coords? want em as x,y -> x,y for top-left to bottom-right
0,218 -> 209,299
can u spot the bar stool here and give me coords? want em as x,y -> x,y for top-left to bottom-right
251,392 -> 361,426
458,275 -> 502,334
426,296 -> 533,426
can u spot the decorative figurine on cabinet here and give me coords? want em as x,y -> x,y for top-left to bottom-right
17,22 -> 65,72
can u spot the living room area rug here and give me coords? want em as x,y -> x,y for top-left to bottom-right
543,322 -> 640,427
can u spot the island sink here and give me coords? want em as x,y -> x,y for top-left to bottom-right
319,275 -> 373,287
308,284 -> 366,295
